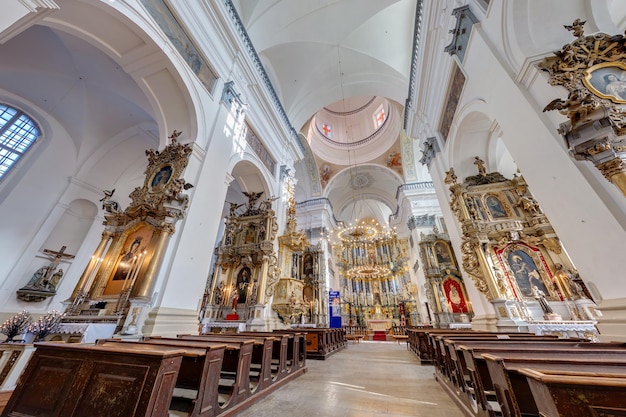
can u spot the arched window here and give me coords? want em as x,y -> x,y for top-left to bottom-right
0,104 -> 40,180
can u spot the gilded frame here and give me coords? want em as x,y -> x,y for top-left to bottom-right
483,193 -> 510,220
495,243 -> 553,299
583,62 -> 626,104
149,164 -> 173,193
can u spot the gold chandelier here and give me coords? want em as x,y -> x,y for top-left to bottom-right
333,219 -> 402,280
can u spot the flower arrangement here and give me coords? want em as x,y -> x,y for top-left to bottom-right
0,311 -> 32,342
27,310 -> 65,342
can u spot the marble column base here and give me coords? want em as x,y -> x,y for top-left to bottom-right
594,297 -> 626,342
469,313 -> 499,332
141,307 -> 200,337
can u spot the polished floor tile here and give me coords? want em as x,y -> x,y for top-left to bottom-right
235,341 -> 463,417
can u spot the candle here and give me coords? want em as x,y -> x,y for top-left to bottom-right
85,257 -> 103,291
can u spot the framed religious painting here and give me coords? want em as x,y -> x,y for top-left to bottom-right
433,241 -> 453,265
103,224 -> 154,296
442,276 -> 469,314
485,194 -> 508,219
583,62 -> 626,104
500,245 -> 551,299
149,164 -> 173,193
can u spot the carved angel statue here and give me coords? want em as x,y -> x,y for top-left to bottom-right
444,168 -> 457,185
564,19 -> 586,39
518,195 -> 541,215
227,201 -> 244,216
99,189 -> 119,213
543,91 -> 596,128
242,191 -> 264,209
474,156 -> 487,176
260,195 -> 279,211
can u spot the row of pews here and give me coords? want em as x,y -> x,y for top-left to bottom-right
1,331 -> 308,417
278,328 -> 345,360
406,328 -> 626,417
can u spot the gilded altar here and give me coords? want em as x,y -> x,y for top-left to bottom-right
64,131 -> 193,336
444,159 -> 596,328
203,191 -> 279,324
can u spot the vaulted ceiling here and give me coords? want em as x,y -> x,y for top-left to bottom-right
232,0 -> 419,225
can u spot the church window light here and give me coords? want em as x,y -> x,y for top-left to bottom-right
373,106 -> 386,128
0,104 -> 40,180
321,122 -> 332,138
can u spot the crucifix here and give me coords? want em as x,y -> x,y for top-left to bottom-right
39,245 -> 75,282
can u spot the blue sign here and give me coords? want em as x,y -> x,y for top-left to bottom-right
329,291 -> 341,328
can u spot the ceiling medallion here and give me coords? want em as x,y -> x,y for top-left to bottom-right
351,173 -> 372,189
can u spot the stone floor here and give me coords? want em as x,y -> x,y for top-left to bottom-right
235,341 -> 464,417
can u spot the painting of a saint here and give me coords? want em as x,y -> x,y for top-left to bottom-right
584,63 -> 626,103
113,238 -> 143,281
434,242 -> 451,264
507,250 -> 549,297
236,267 -> 251,304
486,195 -> 507,219
443,278 -> 468,313
151,165 -> 172,192
303,253 -> 314,278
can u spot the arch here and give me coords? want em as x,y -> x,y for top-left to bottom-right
41,198 -> 99,262
39,0 -> 199,148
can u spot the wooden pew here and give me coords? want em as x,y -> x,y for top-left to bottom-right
278,328 -> 344,360
407,329 -> 491,363
433,334 -> 561,383
454,342 -> 626,417
483,352 -> 626,417
390,324 -> 409,347
176,334 -> 276,392
97,338 -> 230,417
236,331 -> 305,377
2,342 -> 184,417
520,368 -> 626,417
129,337 -> 255,414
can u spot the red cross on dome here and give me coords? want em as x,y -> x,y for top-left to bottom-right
322,123 -> 332,137
375,109 -> 386,127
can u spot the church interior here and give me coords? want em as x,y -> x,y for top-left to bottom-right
1,0 -> 626,415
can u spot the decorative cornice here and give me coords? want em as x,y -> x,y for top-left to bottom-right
444,5 -> 478,63
408,214 -> 436,230
419,137 -> 440,167
223,1 -> 305,154
389,181 -> 435,222
404,0 -> 424,130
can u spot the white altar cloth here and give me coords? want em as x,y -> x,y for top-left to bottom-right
527,320 -> 599,340
201,320 -> 246,334
56,323 -> 117,343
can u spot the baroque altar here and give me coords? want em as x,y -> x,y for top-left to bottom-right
201,189 -> 280,330
445,159 -> 599,333
61,131 -> 193,337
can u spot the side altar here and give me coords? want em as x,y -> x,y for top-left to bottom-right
59,131 -> 194,337
444,158 -> 600,335
199,189 -> 280,331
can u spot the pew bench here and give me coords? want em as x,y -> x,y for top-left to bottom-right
130,337 -> 255,414
483,353 -> 626,417
519,368 -> 626,417
97,338 -> 231,417
2,342 -> 184,417
237,331 -> 306,376
454,343 -> 626,417
176,334 -> 277,392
